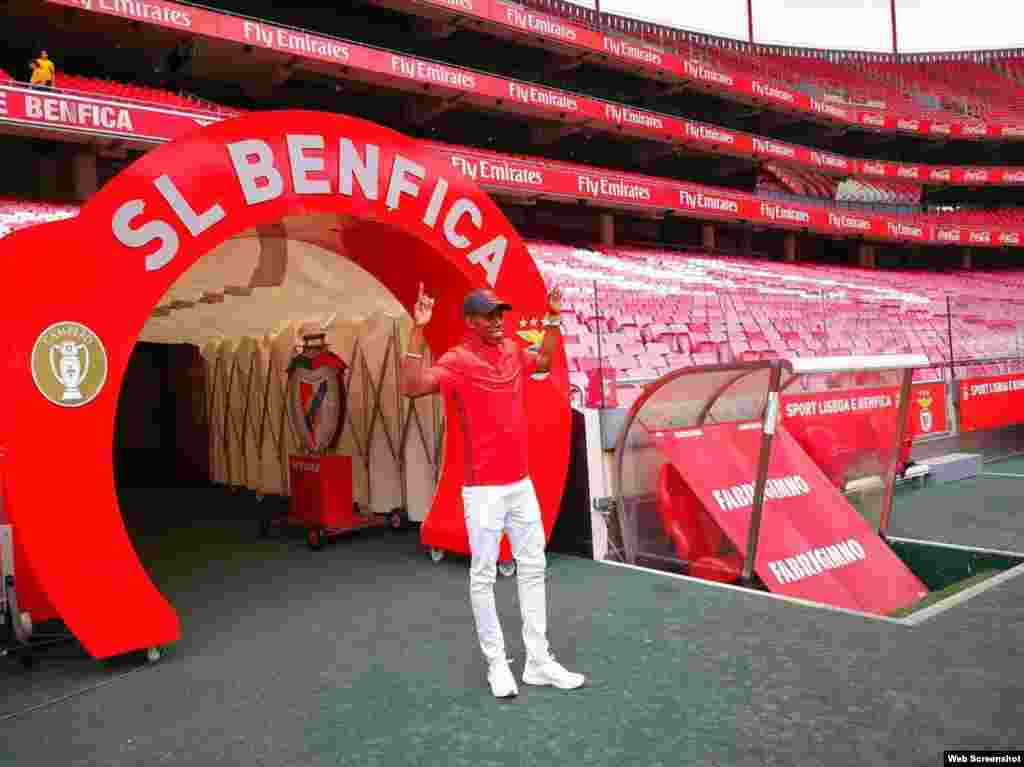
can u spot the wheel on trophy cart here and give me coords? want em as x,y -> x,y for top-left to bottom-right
498,560 -> 517,578
389,508 -> 409,531
429,547 -> 445,563
146,646 -> 162,664
307,528 -> 325,551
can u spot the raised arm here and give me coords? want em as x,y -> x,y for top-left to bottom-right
400,284 -> 450,398
531,286 -> 563,374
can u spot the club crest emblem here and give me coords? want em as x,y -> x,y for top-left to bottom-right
516,317 -> 545,350
917,389 -> 934,433
31,321 -> 108,408
287,348 -> 347,455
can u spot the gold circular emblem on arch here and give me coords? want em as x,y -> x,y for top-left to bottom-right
31,320 -> 109,408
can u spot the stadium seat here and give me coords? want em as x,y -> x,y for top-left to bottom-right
0,199 -> 79,239
656,464 -> 743,584
527,1 -> 1024,127
527,242 -> 1023,383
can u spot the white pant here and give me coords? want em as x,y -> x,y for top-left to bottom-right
462,476 -> 550,666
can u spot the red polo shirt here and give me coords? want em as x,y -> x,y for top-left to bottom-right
409,334 -> 538,486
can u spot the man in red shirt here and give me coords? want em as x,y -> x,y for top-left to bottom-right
401,284 -> 585,698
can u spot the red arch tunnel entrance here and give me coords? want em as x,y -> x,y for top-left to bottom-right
0,111 -> 570,659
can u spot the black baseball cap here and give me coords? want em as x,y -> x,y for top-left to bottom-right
462,288 -> 512,316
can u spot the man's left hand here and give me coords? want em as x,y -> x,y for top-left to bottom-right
547,286 -> 562,314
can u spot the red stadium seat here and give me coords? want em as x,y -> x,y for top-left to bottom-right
48,73 -> 240,117
528,242 -> 1022,385
657,464 -> 742,584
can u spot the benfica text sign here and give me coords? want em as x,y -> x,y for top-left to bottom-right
648,422 -> 927,614
959,373 -> 1024,432
0,83 -> 227,143
779,383 -> 948,485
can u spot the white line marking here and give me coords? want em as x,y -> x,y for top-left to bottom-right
889,536 -> 1024,559
598,559 -> 911,625
979,472 -> 1024,479
900,562 -> 1024,626
598,536 -> 1024,626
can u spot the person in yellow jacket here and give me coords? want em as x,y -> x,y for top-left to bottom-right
29,51 -> 55,88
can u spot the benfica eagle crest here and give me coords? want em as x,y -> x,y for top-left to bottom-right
287,347 -> 347,455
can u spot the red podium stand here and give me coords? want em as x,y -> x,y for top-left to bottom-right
289,455 -> 354,526
281,455 -> 402,549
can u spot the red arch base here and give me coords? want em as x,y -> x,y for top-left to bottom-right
0,111 -> 570,660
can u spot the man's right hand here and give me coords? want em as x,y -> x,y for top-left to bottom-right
402,283 -> 442,397
414,283 -> 434,327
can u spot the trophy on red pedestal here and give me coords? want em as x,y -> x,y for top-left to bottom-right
274,322 -> 406,549
286,323 -> 347,457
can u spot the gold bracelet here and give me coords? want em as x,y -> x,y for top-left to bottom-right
405,352 -> 423,359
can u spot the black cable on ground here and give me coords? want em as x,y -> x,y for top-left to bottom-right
0,660 -> 156,724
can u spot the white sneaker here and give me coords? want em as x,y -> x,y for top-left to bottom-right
522,656 -> 585,690
487,658 -> 519,698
